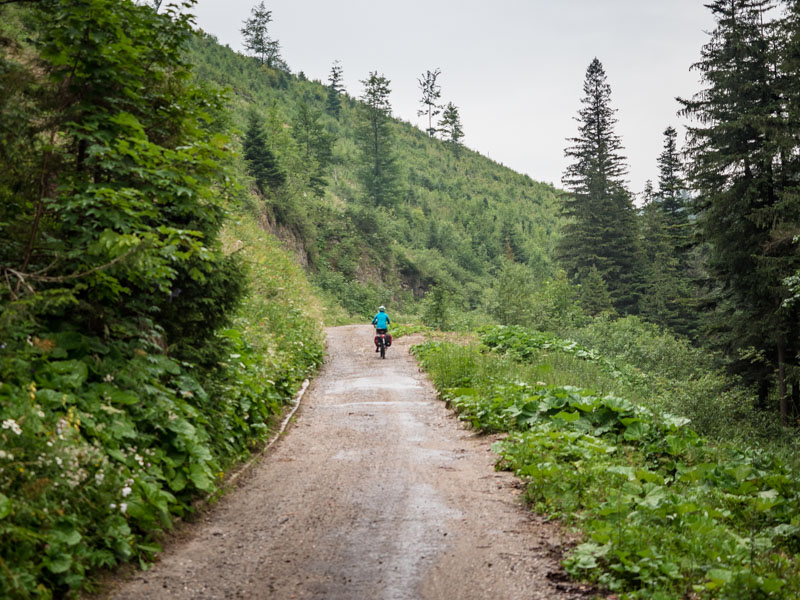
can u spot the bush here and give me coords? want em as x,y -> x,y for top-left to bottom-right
413,338 -> 800,599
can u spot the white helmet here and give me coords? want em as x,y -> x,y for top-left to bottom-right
378,305 -> 386,311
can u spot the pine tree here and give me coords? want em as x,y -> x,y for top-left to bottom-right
680,0 -> 800,423
243,108 -> 285,194
439,102 -> 464,153
417,68 -> 442,137
326,60 -> 344,118
357,72 -> 398,206
241,2 -> 286,70
557,58 -> 644,314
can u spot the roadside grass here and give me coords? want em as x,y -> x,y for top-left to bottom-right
411,326 -> 800,600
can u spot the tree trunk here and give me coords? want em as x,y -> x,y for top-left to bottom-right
777,337 -> 789,426
757,376 -> 769,411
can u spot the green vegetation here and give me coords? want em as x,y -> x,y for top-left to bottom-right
558,58 -> 643,314
0,2 -> 322,597
1,0 -> 799,596
413,326 -> 800,599
186,31 -> 564,318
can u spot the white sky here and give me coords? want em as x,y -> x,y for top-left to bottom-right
190,0 -> 716,195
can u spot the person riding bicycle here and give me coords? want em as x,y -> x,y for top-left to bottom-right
371,305 -> 391,352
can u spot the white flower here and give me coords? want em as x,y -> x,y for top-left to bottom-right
0,450 -> 11,460
119,502 -> 127,514
37,410 -> 45,418
95,472 -> 105,484
1,419 -> 21,435
121,486 -> 132,497
110,503 -> 117,510
104,374 -> 115,383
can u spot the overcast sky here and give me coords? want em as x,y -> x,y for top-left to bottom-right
191,0 -> 716,196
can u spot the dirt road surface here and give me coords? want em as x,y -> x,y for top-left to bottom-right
110,325 -> 591,600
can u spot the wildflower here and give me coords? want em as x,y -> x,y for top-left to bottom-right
104,374 -> 115,383
37,410 -> 45,418
2,419 -> 22,435
121,486 -> 132,497
110,503 -> 117,510
0,450 -> 12,460
119,502 -> 127,514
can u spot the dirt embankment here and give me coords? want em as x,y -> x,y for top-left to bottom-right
108,325 -> 591,600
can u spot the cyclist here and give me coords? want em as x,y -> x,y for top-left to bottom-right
371,305 -> 391,352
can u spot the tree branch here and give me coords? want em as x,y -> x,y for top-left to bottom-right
4,245 -> 142,302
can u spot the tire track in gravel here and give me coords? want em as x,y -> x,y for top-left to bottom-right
109,325 -> 591,600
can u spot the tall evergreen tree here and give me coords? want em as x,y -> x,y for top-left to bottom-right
680,0 -> 800,423
639,127 -> 698,335
241,2 -> 286,70
557,58 -> 644,313
357,72 -> 398,206
243,108 -> 285,195
326,60 -> 344,118
417,68 -> 442,137
439,102 -> 464,152
292,101 -> 333,197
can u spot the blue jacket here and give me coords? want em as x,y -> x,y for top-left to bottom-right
372,311 -> 390,329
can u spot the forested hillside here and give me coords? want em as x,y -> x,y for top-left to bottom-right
187,32 -> 564,317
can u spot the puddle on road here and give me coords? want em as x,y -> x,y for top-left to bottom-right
325,375 -> 422,395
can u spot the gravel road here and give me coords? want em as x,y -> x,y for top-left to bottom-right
109,325 -> 591,600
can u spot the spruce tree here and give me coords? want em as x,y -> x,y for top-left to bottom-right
578,265 -> 615,316
639,127 -> 698,336
243,108 -> 285,194
439,102 -> 464,152
357,72 -> 398,206
292,101 -> 333,196
557,58 -> 644,314
417,68 -> 442,137
680,0 -> 800,423
241,2 -> 286,70
326,60 -> 344,118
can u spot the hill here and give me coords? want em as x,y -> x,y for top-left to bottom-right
187,32 -> 565,317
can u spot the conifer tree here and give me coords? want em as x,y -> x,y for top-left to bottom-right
292,101 -> 333,196
439,102 -> 464,152
243,108 -> 285,194
357,72 -> 398,206
557,58 -> 644,314
639,127 -> 698,335
417,68 -> 442,137
241,2 -> 286,70
578,265 -> 615,316
680,0 -> 800,423
326,60 -> 344,118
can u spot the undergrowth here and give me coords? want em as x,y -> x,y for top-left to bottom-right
0,214 -> 324,598
412,326 -> 800,599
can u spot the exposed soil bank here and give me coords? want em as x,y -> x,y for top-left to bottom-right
109,325 -> 591,600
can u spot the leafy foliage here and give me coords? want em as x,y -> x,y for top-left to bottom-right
413,334 -> 800,599
0,2 -> 323,596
